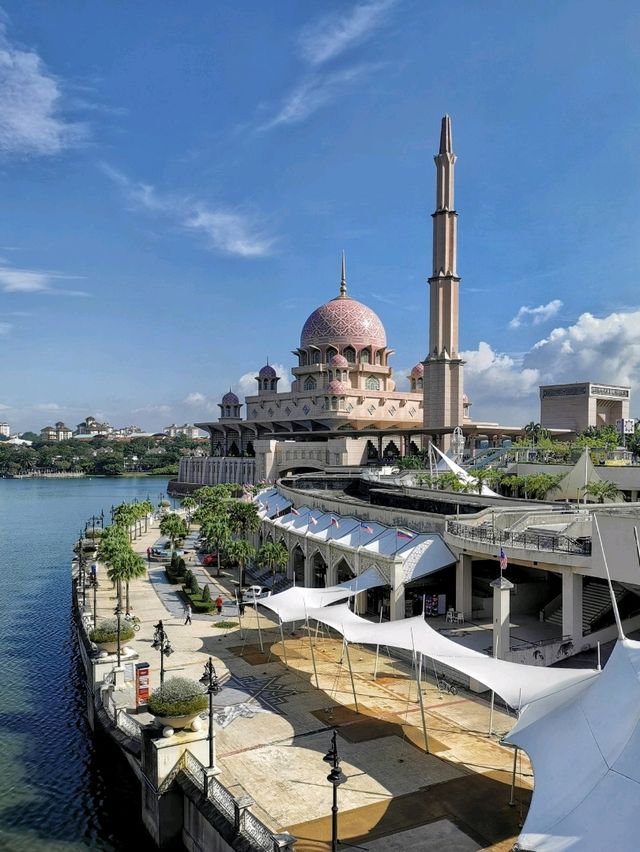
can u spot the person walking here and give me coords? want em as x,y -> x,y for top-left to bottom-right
184,603 -> 192,625
215,595 -> 223,615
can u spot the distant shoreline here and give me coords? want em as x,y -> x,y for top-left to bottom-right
1,472 -> 173,480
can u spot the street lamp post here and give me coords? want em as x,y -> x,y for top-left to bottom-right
200,656 -> 221,768
92,576 -> 100,629
152,620 -> 173,685
78,531 -> 87,609
323,730 -> 347,852
115,602 -> 123,667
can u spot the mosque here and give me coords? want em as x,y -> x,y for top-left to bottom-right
180,116 -> 518,489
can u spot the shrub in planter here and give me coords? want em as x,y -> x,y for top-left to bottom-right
189,575 -> 200,595
177,557 -> 186,574
148,676 -> 207,724
165,567 -> 180,585
183,589 -> 215,613
90,616 -> 135,645
202,584 -> 211,603
170,551 -> 179,569
184,569 -> 194,587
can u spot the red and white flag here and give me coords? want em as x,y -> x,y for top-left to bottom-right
397,529 -> 414,540
291,508 -> 300,516
309,515 -> 318,526
331,517 -> 340,528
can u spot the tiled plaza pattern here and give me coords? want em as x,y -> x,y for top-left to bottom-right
96,521 -> 531,851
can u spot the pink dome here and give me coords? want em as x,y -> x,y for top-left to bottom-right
326,380 -> 347,394
258,364 -> 277,378
330,354 -> 349,367
222,391 -> 239,404
410,363 -> 424,379
301,295 -> 386,349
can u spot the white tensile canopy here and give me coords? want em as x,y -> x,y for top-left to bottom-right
301,603 -> 598,710
553,447 -> 611,503
505,637 -> 640,852
431,444 -> 501,497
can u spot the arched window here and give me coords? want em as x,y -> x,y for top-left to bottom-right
304,376 -> 316,391
270,379 -> 277,390
326,346 -> 338,363
416,377 -> 423,390
312,350 -> 321,364
343,346 -> 356,363
375,350 -> 383,365
299,351 -> 308,366
365,376 -> 380,391
360,348 -> 370,364
331,396 -> 338,410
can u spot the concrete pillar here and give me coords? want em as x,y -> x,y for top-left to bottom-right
389,561 -> 405,621
455,554 -> 472,618
562,571 -> 583,642
490,575 -> 514,660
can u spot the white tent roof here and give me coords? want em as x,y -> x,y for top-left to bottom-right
302,605 -> 598,710
332,565 -> 388,592
259,586 -> 353,622
432,443 -> 501,497
553,447 -> 609,503
506,638 -> 640,851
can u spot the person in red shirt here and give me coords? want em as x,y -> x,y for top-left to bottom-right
215,595 -> 223,615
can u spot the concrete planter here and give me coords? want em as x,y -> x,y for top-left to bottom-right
152,712 -> 201,731
95,640 -> 120,654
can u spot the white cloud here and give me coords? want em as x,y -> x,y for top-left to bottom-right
184,392 -> 207,406
133,404 -> 172,415
0,264 -> 87,296
0,321 -> 11,335
102,165 -> 275,258
298,0 -> 396,66
237,363 -> 291,397
0,402 -> 10,411
0,22 -> 86,156
509,299 -> 562,329
260,63 -> 379,130
34,402 -> 64,411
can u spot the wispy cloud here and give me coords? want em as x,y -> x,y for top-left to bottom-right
0,263 -> 87,296
260,63 -> 381,130
0,321 -> 11,335
509,299 -> 563,329
34,402 -> 64,411
0,21 -> 86,156
102,164 -> 275,258
298,0 -> 396,66
133,404 -> 172,415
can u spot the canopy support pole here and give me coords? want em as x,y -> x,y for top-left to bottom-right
306,615 -> 320,689
597,641 -> 601,671
279,619 -> 288,667
235,590 -> 245,641
489,633 -> 499,737
373,604 -> 383,679
416,651 -> 430,754
509,746 -> 518,807
343,635 -> 359,713
254,599 -> 264,653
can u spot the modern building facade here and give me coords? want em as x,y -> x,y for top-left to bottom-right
540,382 -> 631,434
41,421 -> 73,442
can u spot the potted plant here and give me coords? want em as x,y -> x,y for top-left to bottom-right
147,676 -> 208,730
89,616 -> 135,653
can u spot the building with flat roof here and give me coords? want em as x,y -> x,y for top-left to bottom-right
540,382 -> 630,434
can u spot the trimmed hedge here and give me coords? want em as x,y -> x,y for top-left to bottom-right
90,617 -> 135,643
148,676 -> 207,717
182,588 -> 215,613
165,567 -> 182,585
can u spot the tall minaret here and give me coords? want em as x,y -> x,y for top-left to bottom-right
423,115 -> 464,445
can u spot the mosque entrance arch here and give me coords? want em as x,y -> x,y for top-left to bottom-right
292,545 -> 305,585
335,558 -> 355,584
311,552 -> 327,587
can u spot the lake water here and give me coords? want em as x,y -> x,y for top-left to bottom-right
0,476 -> 171,851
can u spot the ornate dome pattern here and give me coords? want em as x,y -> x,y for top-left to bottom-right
326,380 -> 347,394
301,296 -> 386,349
222,391 -> 239,404
410,363 -> 424,378
258,364 -> 277,378
330,354 -> 349,367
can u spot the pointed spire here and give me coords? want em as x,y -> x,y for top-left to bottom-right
439,114 -> 452,155
339,251 -> 347,297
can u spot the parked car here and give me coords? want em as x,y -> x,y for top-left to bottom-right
242,585 -> 271,602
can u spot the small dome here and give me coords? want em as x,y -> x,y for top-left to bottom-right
410,363 -> 424,379
330,354 -> 349,367
222,391 -> 239,404
259,364 -> 277,378
326,380 -> 347,394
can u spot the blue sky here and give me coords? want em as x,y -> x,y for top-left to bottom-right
2,0 -> 640,432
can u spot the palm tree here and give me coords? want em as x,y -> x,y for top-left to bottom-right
200,514 -> 231,577
524,422 -> 548,446
181,496 -> 197,524
228,501 -> 260,539
436,471 -> 465,492
582,480 -> 622,504
159,513 -> 188,552
106,548 -> 147,614
226,539 -> 256,588
257,541 -> 289,586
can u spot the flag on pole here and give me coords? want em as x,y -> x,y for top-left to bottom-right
360,522 -> 374,534
499,546 -> 508,571
309,515 -> 318,526
291,508 -> 300,516
265,502 -> 270,512
331,517 -> 340,528
397,529 -> 414,540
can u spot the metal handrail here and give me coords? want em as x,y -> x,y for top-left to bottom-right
446,519 -> 591,555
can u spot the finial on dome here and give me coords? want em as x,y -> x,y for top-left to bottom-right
339,251 -> 347,297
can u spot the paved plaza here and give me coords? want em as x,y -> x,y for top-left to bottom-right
95,521 -> 532,851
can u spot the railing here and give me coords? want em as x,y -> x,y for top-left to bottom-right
179,751 -> 291,850
446,519 -> 592,555
116,708 -> 143,742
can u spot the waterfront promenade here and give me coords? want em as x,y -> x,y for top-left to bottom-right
90,519 -> 531,851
